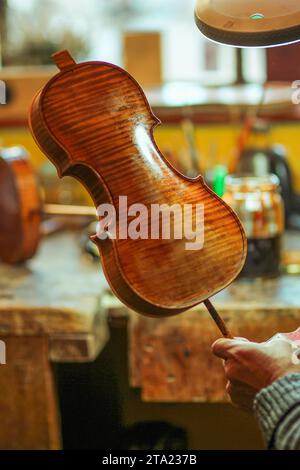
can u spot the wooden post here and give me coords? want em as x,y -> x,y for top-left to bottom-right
0,336 -> 61,450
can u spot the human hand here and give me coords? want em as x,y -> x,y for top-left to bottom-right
212,336 -> 300,412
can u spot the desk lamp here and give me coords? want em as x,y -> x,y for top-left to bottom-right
195,0 -> 300,47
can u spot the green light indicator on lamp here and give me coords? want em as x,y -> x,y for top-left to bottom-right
250,13 -> 265,20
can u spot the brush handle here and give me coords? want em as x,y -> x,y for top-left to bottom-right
204,299 -> 233,338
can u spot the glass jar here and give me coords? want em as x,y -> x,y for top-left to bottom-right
224,174 -> 284,278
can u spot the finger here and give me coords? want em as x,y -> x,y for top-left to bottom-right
228,379 -> 257,396
226,381 -> 255,413
211,339 -> 236,359
212,338 -> 251,359
233,337 -> 249,343
264,337 -> 294,349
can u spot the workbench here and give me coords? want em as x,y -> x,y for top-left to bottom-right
1,230 -> 300,448
0,232 -> 109,450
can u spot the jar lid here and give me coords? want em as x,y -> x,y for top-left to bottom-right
225,174 -> 280,192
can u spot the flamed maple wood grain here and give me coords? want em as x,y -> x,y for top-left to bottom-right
29,50 -> 247,317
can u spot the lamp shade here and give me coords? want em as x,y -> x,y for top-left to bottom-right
195,0 -> 300,47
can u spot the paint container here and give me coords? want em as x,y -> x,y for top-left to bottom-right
224,174 -> 284,278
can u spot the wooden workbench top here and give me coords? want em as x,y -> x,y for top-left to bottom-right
1,229 -> 300,395
0,231 -> 110,362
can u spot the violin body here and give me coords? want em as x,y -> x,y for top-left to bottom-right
29,50 -> 246,317
0,147 -> 41,264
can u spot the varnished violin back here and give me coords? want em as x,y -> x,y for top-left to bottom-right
29,50 -> 246,317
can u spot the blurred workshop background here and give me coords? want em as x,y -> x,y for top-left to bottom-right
1,0 -> 300,451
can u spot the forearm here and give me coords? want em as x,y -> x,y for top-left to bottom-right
254,373 -> 300,450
